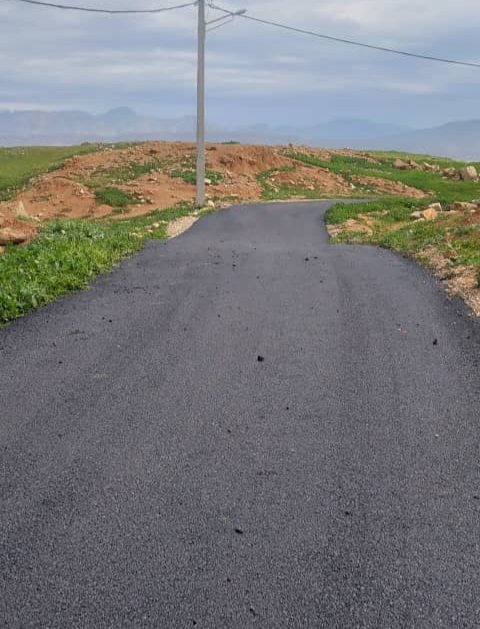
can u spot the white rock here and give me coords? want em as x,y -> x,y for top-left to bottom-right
460,165 -> 478,181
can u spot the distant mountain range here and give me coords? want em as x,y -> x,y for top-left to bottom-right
1,107 -> 480,160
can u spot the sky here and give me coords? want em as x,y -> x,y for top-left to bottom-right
2,0 -> 480,128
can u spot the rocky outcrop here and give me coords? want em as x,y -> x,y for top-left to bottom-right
446,201 -> 479,212
392,158 -> 479,182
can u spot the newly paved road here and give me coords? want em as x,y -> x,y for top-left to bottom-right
1,201 -> 480,628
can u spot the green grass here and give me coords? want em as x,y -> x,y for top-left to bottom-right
169,168 -> 224,186
326,197 -> 423,225
326,197 -> 480,286
94,186 -> 141,208
286,150 -> 480,202
83,158 -> 166,188
0,203 -> 196,325
256,167 -> 302,200
0,144 -> 105,201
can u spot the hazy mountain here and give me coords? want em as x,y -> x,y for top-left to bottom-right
1,108 -> 480,160
0,108 -> 199,143
280,118 -> 410,142
351,120 -> 480,160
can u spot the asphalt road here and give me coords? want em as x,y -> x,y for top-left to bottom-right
1,201 -> 480,629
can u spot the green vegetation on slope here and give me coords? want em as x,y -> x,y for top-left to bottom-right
169,168 -> 224,186
0,144 -> 105,201
82,158 -> 166,188
94,186 -> 141,208
0,204 -> 195,325
287,151 -> 480,202
326,197 -> 480,286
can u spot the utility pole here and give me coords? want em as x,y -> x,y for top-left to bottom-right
196,0 -> 206,207
195,4 -> 246,207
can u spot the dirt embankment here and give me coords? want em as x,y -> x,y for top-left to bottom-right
0,142 -> 427,245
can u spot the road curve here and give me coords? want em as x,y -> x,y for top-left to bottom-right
1,201 -> 480,628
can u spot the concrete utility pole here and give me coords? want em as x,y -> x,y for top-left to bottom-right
196,0 -> 206,207
195,3 -> 246,207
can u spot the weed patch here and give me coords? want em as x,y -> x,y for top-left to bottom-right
169,168 -> 224,186
94,186 -> 140,208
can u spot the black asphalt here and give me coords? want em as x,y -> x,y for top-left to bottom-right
1,201 -> 480,628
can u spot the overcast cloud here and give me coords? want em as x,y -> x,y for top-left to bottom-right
2,0 -> 480,127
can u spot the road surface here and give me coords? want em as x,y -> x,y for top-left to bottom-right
1,201 -> 479,628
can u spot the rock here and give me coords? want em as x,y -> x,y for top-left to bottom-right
206,200 -> 215,208
411,204 -> 442,221
443,167 -> 458,178
204,178 -> 212,185
0,228 -> 28,245
422,162 -> 440,172
460,165 -> 478,181
344,219 -> 373,235
393,158 -> 410,170
13,201 -> 30,220
446,201 -> 477,212
421,207 -> 439,221
407,159 -> 421,169
0,246 -> 5,255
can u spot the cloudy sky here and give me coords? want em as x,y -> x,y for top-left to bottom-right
2,0 -> 480,128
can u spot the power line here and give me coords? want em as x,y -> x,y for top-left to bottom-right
210,3 -> 480,69
9,0 -> 196,14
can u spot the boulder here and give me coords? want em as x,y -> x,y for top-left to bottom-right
0,228 -> 28,245
407,159 -> 421,169
460,165 -> 478,181
204,178 -> 212,186
393,158 -> 410,170
421,207 -> 439,221
206,200 -> 215,208
411,204 -> 441,221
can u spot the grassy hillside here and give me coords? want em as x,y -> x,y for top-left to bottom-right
0,143 -> 136,201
